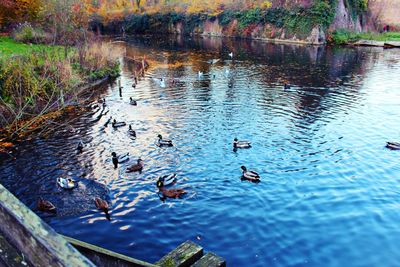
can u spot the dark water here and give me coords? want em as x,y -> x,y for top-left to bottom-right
1,36 -> 400,267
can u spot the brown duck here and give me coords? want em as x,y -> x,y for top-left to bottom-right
95,197 -> 110,220
37,197 -> 56,213
157,181 -> 186,199
126,158 -> 144,173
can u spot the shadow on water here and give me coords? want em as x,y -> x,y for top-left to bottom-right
1,35 -> 400,267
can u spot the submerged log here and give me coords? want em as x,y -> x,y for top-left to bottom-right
384,41 -> 400,48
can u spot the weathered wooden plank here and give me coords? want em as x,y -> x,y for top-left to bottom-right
0,184 -> 94,267
0,234 -> 30,267
156,241 -> 203,267
62,235 -> 157,267
191,253 -> 226,267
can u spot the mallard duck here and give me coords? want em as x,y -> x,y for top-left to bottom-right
240,166 -> 260,181
158,186 -> 187,199
77,141 -> 84,153
128,125 -> 136,138
160,78 -> 166,88
126,158 -> 144,173
156,173 -> 177,187
57,177 -> 77,189
208,59 -> 220,64
129,97 -> 137,106
233,138 -> 251,149
157,134 -> 173,147
111,152 -> 129,168
386,142 -> 400,150
37,197 -> 56,213
284,83 -> 291,89
112,119 -> 126,128
95,197 -> 110,219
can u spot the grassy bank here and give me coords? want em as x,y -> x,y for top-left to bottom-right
330,30 -> 400,44
0,36 -> 120,137
0,37 -> 64,57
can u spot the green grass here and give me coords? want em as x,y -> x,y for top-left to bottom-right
0,37 -> 64,58
331,30 -> 400,44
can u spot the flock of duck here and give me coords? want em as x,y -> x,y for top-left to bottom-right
35,51 -> 301,216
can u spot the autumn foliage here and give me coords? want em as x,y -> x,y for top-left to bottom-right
0,0 -> 42,27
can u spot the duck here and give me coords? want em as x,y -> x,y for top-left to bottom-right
112,119 -> 126,128
160,78 -> 166,88
284,83 -> 291,90
126,158 -> 144,173
57,177 -> 77,189
128,125 -> 136,138
111,152 -> 129,168
156,173 -> 177,187
104,116 -> 112,127
77,141 -> 84,153
95,197 -> 110,219
129,97 -> 137,106
386,141 -> 400,150
229,52 -> 233,58
240,166 -> 260,181
233,138 -> 251,149
209,59 -> 220,64
198,71 -> 204,78
37,197 -> 56,213
157,185 -> 186,199
157,134 -> 173,147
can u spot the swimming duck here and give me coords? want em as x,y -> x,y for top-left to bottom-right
57,177 -> 77,189
240,166 -> 260,181
95,197 -> 110,219
37,197 -> 56,213
104,116 -> 112,127
112,119 -> 126,128
157,185 -> 186,199
156,173 -> 177,187
157,134 -> 173,147
198,71 -> 204,78
386,142 -> 400,150
160,78 -> 166,88
111,152 -> 129,168
284,83 -> 291,90
129,97 -> 137,106
132,83 -> 136,88
77,141 -> 84,153
126,158 -> 144,173
233,138 -> 251,149
209,59 -> 220,64
229,52 -> 233,58
128,125 -> 136,138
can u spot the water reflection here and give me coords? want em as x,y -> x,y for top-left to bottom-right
1,36 -> 400,267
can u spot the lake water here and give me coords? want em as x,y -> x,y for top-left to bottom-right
1,36 -> 400,267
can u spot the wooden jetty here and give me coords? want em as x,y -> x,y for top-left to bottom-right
0,184 -> 225,267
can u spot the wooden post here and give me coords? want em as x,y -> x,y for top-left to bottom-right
0,184 -> 94,267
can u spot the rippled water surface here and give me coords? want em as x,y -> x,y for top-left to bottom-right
1,36 -> 400,267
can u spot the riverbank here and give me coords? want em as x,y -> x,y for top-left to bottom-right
330,30 -> 400,45
0,36 -> 120,141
